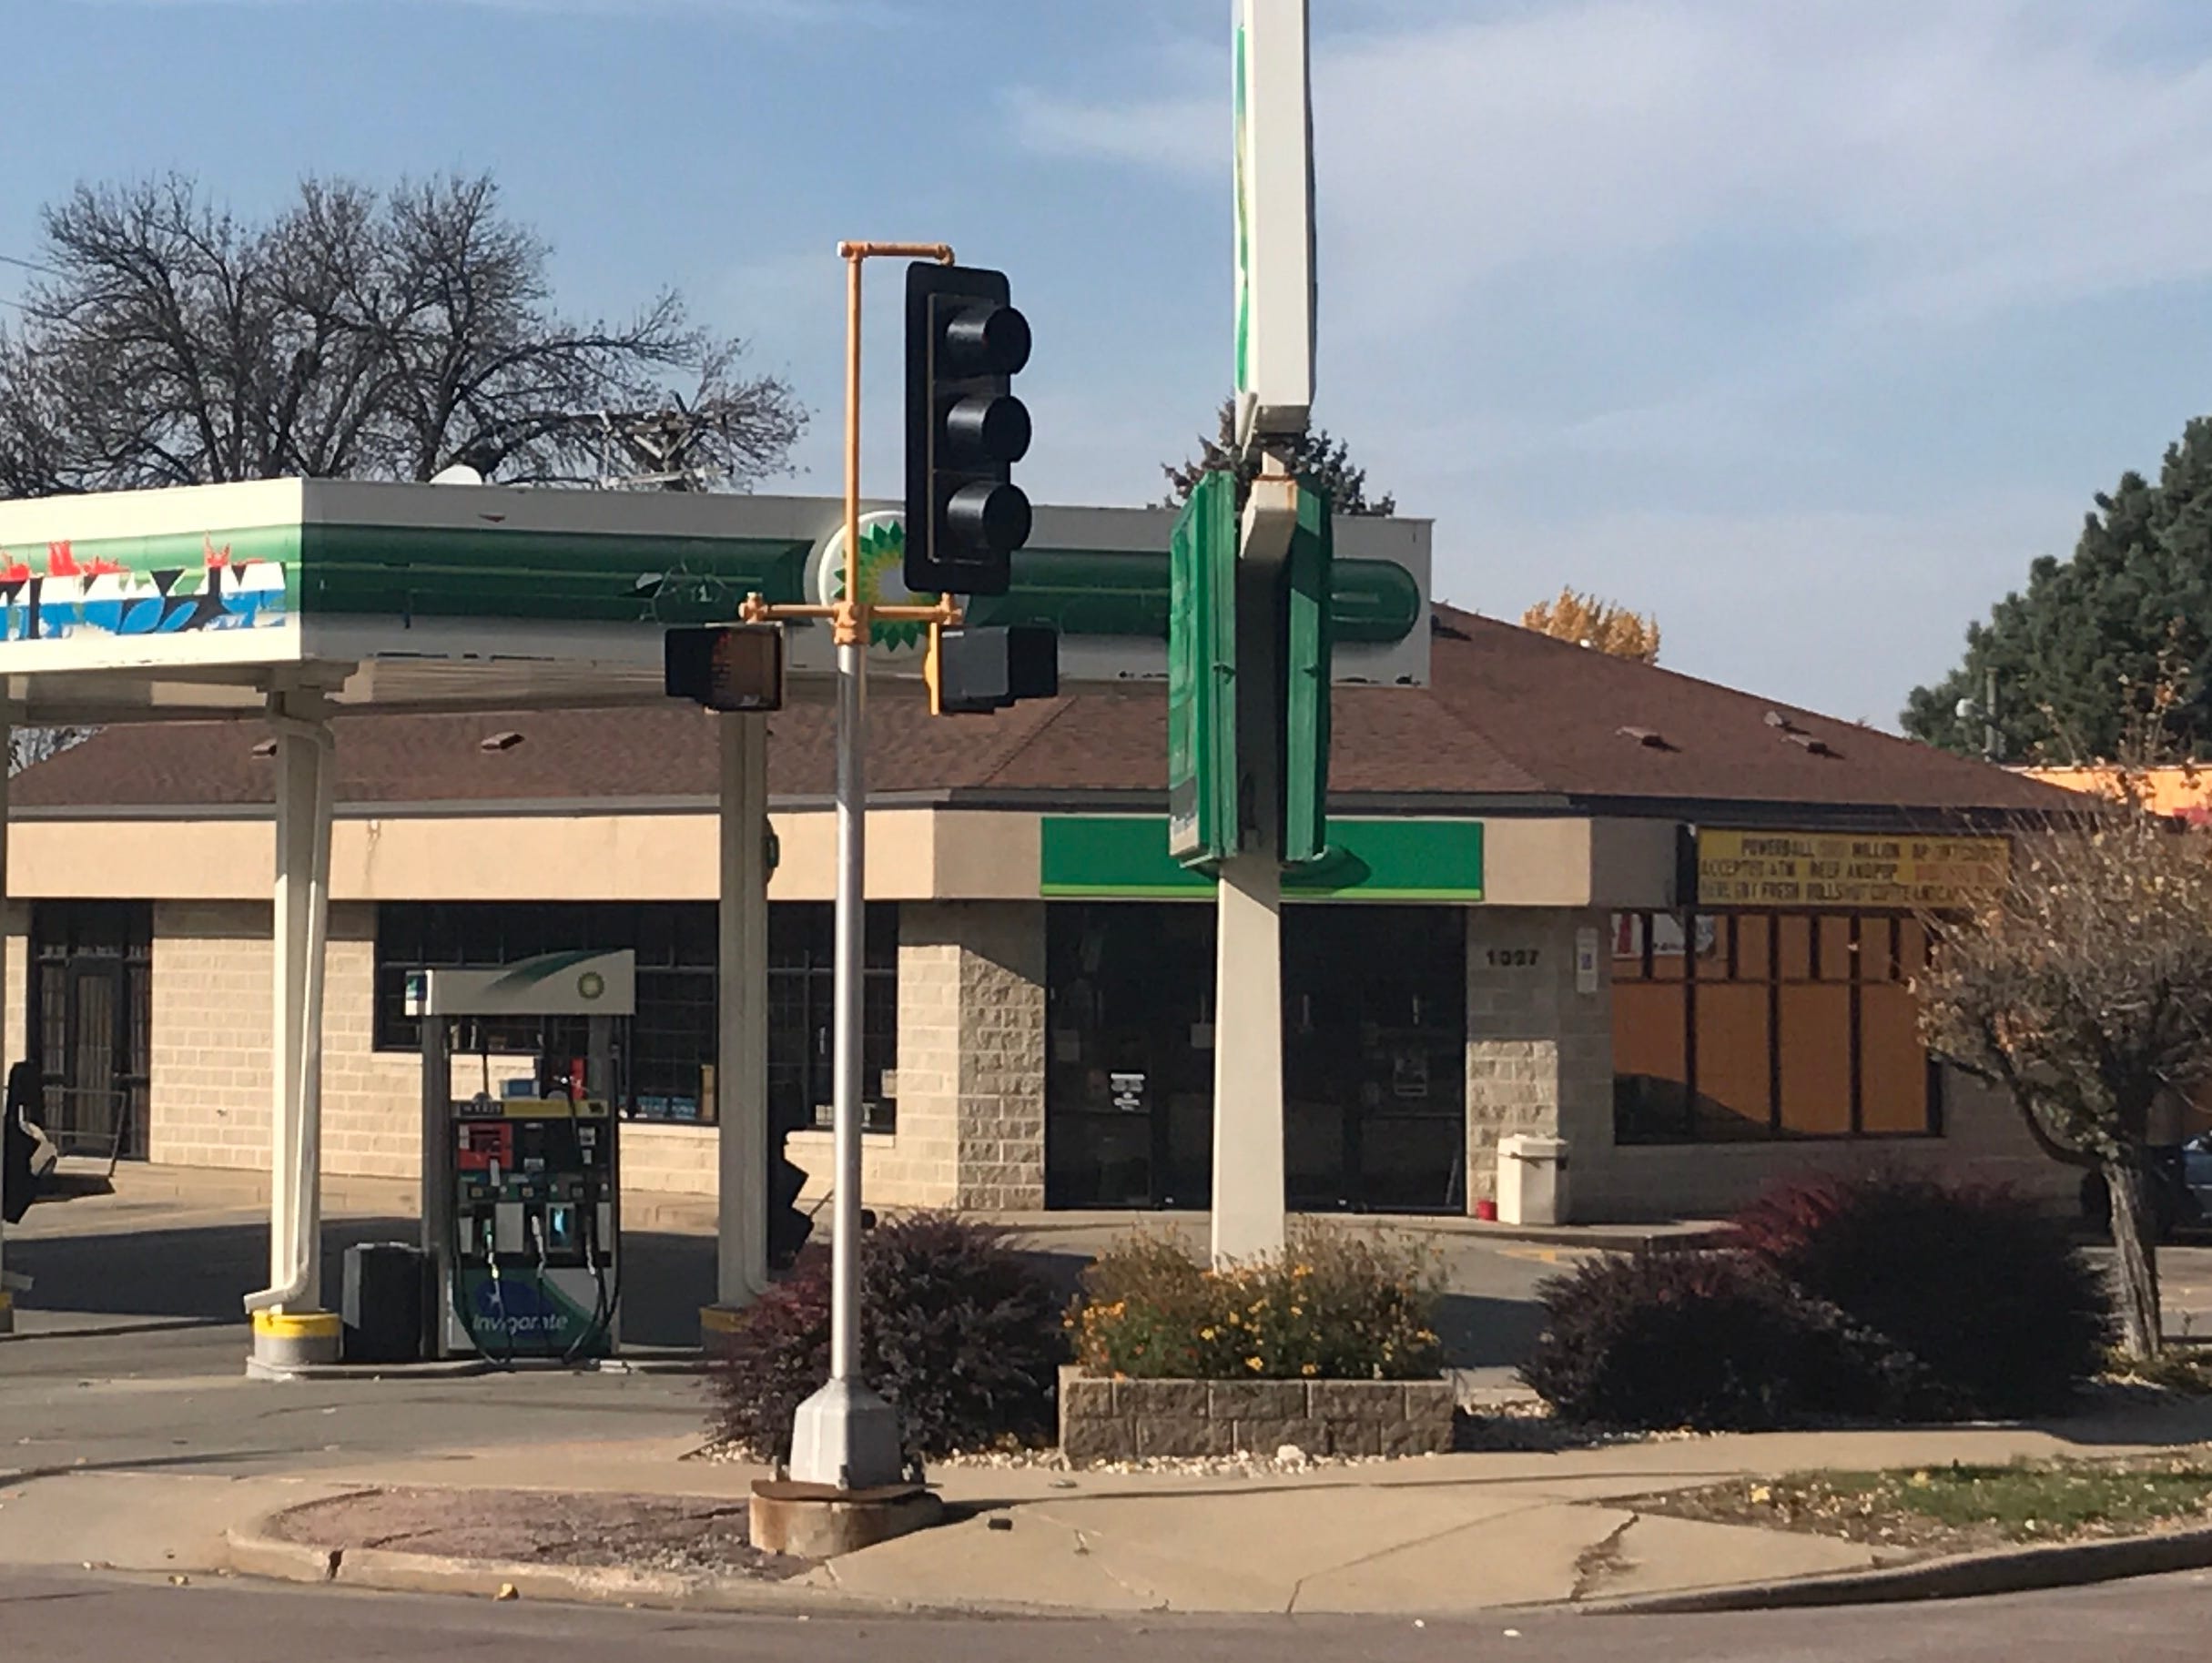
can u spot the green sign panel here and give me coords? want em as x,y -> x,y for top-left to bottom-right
1283,482 -> 1333,866
1041,816 -> 1483,902
1168,472 -> 1240,867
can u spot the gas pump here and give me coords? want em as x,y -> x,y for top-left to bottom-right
403,951 -> 635,1363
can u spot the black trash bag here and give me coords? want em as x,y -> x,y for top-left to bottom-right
3,1060 -> 39,1226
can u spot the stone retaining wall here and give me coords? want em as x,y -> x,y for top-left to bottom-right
1057,1366 -> 1456,1464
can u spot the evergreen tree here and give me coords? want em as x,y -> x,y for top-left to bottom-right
1160,399 -> 1395,515
1904,420 -> 2212,761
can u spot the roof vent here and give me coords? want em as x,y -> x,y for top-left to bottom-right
1617,725 -> 1676,751
249,737 -> 278,759
479,731 -> 525,753
1784,731 -> 1840,758
1764,710 -> 1804,735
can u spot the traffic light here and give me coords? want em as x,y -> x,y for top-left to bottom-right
928,624 -> 1060,715
664,623 -> 784,712
906,262 -> 1031,598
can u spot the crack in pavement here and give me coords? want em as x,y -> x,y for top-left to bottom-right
1568,1511 -> 1639,1603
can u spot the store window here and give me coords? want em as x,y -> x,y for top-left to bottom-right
1611,911 -> 1938,1142
375,901 -> 898,1131
767,904 -> 901,1136
29,901 -> 152,1160
1043,901 -> 1467,1211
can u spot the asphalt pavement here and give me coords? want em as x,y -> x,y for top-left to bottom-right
8,1565 -> 2212,1661
14,1172 -> 2212,1392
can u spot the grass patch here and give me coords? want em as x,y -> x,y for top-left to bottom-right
2105,1347 -> 2212,1396
1644,1452 -> 2212,1556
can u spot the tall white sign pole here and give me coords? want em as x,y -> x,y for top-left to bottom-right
1212,0 -> 1314,1268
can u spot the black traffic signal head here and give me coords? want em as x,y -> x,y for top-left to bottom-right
664,623 -> 785,712
932,623 -> 1060,715
907,262 -> 1031,598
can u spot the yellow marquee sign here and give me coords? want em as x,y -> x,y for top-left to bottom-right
1697,829 -> 2010,910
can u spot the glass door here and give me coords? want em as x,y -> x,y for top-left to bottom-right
1045,903 -> 1215,1208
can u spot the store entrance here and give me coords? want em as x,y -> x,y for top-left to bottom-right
1043,900 -> 1468,1212
1283,905 -> 1467,1212
1044,903 -> 1214,1208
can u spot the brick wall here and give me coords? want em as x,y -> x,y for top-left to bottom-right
949,901 -> 1047,1212
784,903 -> 1046,1212
147,899 -> 528,1182
3,907 -> 25,1073
1463,908 -> 1610,1209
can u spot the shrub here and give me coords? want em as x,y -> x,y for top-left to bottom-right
1070,1226 -> 1446,1381
1731,1171 -> 2115,1416
707,1212 -> 1065,1466
1518,1248 -> 1933,1430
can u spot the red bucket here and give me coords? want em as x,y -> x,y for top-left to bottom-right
1475,1199 -> 1499,1222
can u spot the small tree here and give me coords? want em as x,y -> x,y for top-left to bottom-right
1160,399 -> 1395,516
1917,792 -> 2212,1358
1521,587 -> 1661,664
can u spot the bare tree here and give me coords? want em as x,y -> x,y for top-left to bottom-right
0,173 -> 805,496
8,727 -> 93,775
1918,788 -> 2212,1358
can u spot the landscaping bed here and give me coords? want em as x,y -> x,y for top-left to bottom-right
268,1486 -> 809,1580
1638,1452 -> 2212,1557
1058,1366 -> 1455,1462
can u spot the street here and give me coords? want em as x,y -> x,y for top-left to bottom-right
6,1564 -> 2212,1661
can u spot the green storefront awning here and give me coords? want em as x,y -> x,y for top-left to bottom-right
1040,816 -> 1484,902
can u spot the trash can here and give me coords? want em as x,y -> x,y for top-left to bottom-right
1497,1135 -> 1570,1227
341,1242 -> 424,1364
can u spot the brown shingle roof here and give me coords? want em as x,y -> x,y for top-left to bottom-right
11,605 -> 2072,820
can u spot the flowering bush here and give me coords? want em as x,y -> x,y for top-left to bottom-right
1070,1227 -> 1446,1381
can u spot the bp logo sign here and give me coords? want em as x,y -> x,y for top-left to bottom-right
807,512 -> 941,653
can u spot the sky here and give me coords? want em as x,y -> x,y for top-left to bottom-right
6,0 -> 2212,725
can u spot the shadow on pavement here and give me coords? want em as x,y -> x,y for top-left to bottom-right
10,1218 -> 719,1349
13,1212 -> 1549,1371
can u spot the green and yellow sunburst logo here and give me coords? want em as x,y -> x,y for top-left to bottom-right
827,519 -> 939,651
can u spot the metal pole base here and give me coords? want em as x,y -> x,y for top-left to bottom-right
787,1375 -> 905,1490
249,1308 -> 341,1373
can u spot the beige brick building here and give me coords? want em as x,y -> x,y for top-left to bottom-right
6,608 -> 2085,1223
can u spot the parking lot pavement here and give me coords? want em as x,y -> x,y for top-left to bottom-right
15,1171 -> 2212,1408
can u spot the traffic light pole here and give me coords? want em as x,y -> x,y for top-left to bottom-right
743,240 -> 960,1493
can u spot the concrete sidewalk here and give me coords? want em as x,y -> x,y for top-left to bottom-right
9,1396 -> 2212,1617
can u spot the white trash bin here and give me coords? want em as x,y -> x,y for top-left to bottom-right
1497,1134 -> 1570,1226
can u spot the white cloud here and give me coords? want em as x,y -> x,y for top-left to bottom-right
1013,0 -> 2212,331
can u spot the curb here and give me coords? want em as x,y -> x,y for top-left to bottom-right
239,1353 -> 707,1382
1576,1522 -> 2212,1615
220,1521 -> 979,1618
0,1317 -> 238,1344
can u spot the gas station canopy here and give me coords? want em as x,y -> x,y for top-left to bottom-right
0,478 -> 1431,725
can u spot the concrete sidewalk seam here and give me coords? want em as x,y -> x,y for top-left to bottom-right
1279,1497 -> 1569,1616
